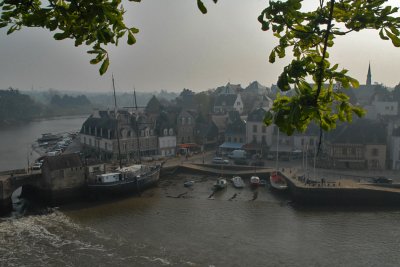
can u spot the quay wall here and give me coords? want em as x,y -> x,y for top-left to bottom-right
284,176 -> 400,206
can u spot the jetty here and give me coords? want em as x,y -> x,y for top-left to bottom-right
281,170 -> 400,205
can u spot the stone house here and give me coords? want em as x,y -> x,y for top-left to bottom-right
155,111 -> 177,157
79,109 -> 158,161
326,120 -> 387,170
41,154 -> 85,202
176,110 -> 197,145
244,107 -> 272,155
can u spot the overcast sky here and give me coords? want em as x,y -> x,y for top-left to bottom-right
0,0 -> 399,93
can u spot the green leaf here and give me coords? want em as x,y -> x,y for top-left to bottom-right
99,57 -> 109,75
127,30 -> 136,45
130,27 -> 139,34
197,0 -> 207,14
53,32 -> 66,40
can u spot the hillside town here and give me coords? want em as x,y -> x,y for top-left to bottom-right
79,64 -> 400,171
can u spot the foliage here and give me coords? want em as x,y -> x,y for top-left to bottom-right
256,0 -> 400,141
2,0 -> 400,142
0,88 -> 43,123
50,94 -> 91,107
0,0 -> 141,75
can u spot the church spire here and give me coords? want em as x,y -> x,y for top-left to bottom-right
366,62 -> 372,86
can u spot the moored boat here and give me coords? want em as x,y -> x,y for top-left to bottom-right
214,178 -> 227,190
87,164 -> 161,195
250,176 -> 260,187
184,180 -> 195,187
231,176 -> 245,188
269,171 -> 288,191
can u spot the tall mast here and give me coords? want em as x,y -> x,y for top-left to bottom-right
275,127 -> 279,171
133,88 -> 142,164
112,74 -> 122,169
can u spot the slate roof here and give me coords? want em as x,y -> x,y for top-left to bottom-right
247,108 -> 267,122
43,154 -> 83,171
155,111 -> 176,136
80,115 -> 117,138
214,94 -> 238,107
226,117 -> 246,135
245,81 -> 267,94
331,119 -> 387,144
195,121 -> 219,139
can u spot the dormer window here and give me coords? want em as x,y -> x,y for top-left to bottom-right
164,129 -> 168,135
169,128 -> 173,135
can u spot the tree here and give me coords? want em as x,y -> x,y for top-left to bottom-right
256,0 -> 400,148
2,0 -> 400,144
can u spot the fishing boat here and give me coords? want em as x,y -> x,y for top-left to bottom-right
269,171 -> 288,191
231,176 -> 245,188
250,176 -> 260,187
214,178 -> 227,190
88,164 -> 161,195
87,75 -> 161,196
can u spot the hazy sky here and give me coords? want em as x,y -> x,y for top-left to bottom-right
1,0 -> 400,93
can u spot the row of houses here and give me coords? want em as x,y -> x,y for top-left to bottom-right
79,68 -> 400,170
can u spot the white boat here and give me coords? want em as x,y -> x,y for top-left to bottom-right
269,171 -> 288,191
231,176 -> 245,188
250,176 -> 260,187
214,178 -> 227,190
184,180 -> 195,187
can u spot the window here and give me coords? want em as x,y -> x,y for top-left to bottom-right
342,148 -> 347,155
105,143 -> 108,151
262,136 -> 266,144
83,137 -> 86,144
169,128 -> 173,135
301,139 -> 304,146
351,148 -> 356,155
262,126 -> 266,133
237,101 -> 241,106
227,137 -> 231,142
188,117 -> 192,125
253,125 -> 257,133
371,148 -> 379,156
309,139 -> 314,145
253,135 -> 257,143
239,138 -> 243,143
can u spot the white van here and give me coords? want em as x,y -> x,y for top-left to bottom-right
228,150 -> 246,159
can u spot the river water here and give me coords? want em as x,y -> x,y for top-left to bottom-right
1,116 -> 400,267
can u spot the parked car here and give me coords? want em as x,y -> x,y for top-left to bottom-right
32,162 -> 42,170
212,157 -> 229,164
373,177 -> 393,184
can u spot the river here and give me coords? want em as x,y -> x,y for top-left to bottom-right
1,116 -> 400,266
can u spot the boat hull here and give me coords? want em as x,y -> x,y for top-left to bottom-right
87,166 -> 160,196
269,173 -> 288,191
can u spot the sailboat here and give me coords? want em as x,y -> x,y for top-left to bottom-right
87,75 -> 161,196
269,127 -> 288,191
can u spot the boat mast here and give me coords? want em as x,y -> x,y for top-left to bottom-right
133,88 -> 142,164
275,127 -> 279,172
112,74 -> 123,169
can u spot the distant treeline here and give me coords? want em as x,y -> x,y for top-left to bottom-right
0,88 -> 92,126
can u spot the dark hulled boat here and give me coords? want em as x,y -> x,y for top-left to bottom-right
87,164 -> 161,195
